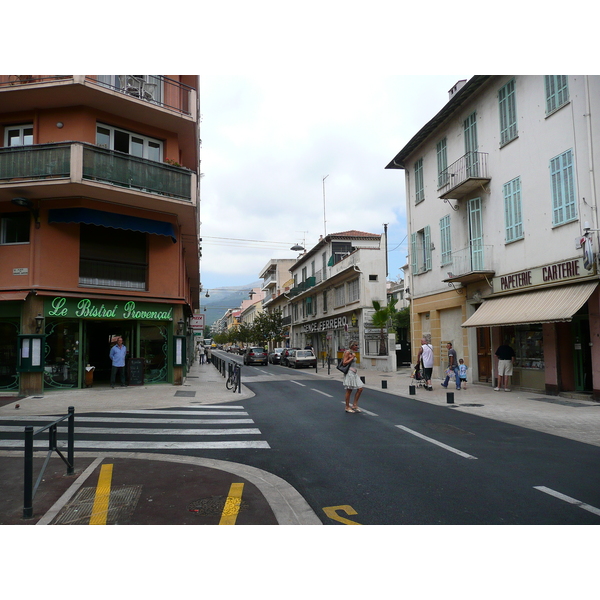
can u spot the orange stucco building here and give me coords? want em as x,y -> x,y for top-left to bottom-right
0,75 -> 200,395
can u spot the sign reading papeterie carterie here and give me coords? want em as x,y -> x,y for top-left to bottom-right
492,257 -> 594,293
46,297 -> 174,321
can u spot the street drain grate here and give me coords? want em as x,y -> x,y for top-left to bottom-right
174,390 -> 197,397
457,403 -> 484,407
187,496 -> 249,516
52,485 -> 142,525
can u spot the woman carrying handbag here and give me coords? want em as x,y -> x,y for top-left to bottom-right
341,341 -> 363,413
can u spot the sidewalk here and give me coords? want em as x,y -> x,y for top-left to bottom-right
0,361 -> 320,525
2,358 -> 600,524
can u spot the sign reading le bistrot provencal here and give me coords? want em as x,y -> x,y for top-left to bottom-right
47,297 -> 174,321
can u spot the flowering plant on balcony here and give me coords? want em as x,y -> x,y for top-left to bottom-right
164,158 -> 182,167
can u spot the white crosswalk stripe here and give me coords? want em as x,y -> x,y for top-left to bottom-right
0,405 -> 270,450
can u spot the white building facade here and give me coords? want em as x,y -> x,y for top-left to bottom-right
287,230 -> 394,371
387,75 -> 600,397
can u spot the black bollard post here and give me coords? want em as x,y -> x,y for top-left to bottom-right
382,380 -> 387,389
446,392 -> 454,404
360,376 -> 365,384
409,385 -> 416,395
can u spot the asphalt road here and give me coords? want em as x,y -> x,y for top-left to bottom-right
202,360 -> 600,525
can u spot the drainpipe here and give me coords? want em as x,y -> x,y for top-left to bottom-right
384,223 -> 388,279
584,76 -> 599,267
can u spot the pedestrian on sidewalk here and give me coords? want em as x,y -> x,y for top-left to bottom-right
458,358 -> 468,389
416,336 -> 434,391
495,341 -> 515,391
341,341 -> 363,413
198,344 -> 205,364
206,346 -> 212,364
441,342 -> 461,390
109,336 -> 127,388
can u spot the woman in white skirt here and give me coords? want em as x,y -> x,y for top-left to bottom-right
342,341 -> 363,413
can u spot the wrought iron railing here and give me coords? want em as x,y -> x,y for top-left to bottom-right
445,244 -> 494,276
0,143 -> 71,180
438,151 -> 489,194
82,145 -> 192,199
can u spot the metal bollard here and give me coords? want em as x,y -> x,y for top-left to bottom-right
409,385 -> 416,395
446,392 -> 454,404
360,376 -> 365,384
382,380 -> 387,389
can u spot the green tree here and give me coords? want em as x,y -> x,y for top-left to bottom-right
371,298 -> 398,356
252,310 -> 284,347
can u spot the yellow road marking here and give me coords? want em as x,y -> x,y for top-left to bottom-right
219,483 -> 245,525
89,463 -> 113,525
323,505 -> 362,525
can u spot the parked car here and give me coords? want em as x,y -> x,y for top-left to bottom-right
268,348 -> 284,364
227,345 -> 240,354
243,347 -> 268,366
280,348 -> 298,367
287,349 -> 317,369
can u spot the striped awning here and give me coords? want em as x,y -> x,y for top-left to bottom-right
462,281 -> 598,328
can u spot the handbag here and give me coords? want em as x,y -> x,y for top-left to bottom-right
336,361 -> 350,375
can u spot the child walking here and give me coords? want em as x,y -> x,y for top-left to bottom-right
458,358 -> 468,389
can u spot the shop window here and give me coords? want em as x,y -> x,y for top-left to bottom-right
79,224 -> 147,290
140,322 -> 168,383
44,320 -> 80,388
1,212 -> 30,244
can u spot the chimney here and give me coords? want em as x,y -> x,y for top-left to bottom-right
448,79 -> 467,100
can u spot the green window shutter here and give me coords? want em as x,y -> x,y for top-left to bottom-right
440,215 -> 452,265
410,232 -> 417,274
545,76 -> 569,115
327,255 -> 334,267
424,226 -> 432,272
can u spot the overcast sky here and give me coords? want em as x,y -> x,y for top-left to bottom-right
199,73 -> 466,292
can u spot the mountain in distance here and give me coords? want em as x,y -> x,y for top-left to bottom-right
201,281 -> 262,327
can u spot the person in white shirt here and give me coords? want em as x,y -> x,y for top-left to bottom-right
416,336 -> 434,391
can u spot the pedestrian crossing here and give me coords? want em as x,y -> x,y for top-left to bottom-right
0,405 -> 271,451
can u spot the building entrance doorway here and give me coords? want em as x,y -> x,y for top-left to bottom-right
84,321 -> 134,384
572,315 -> 592,392
477,326 -> 492,383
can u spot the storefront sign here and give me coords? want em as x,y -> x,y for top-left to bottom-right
493,257 -> 591,293
301,316 -> 348,333
46,297 -> 174,321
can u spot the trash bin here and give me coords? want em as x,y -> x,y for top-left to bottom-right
85,365 -> 95,388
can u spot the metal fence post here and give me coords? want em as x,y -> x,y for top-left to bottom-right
23,426 -> 34,519
67,406 -> 75,475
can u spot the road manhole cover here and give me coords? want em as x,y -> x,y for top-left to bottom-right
187,496 -> 249,516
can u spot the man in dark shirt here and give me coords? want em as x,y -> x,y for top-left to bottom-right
495,342 -> 516,391
441,342 -> 460,390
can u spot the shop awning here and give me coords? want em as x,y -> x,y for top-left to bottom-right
462,281 -> 599,328
0,291 -> 29,301
48,208 -> 177,243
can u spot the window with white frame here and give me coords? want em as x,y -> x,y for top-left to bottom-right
550,149 -> 577,226
439,215 -> 452,266
96,123 -> 163,162
334,284 -> 345,307
436,138 -> 448,188
414,158 -> 424,204
410,226 -> 432,274
545,76 -> 569,115
498,79 -> 518,145
4,124 -> 33,147
503,177 -> 523,242
347,278 -> 360,303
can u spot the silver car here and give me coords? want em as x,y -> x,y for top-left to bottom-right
287,349 -> 317,368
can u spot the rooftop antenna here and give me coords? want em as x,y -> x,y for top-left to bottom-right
323,175 -> 329,237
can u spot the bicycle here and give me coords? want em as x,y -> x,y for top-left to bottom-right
226,364 -> 240,392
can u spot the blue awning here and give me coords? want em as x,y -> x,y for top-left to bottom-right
48,208 -> 177,243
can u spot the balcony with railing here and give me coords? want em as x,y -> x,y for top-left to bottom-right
442,244 -> 495,285
438,152 -> 490,199
0,75 -> 194,117
0,142 -> 194,202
